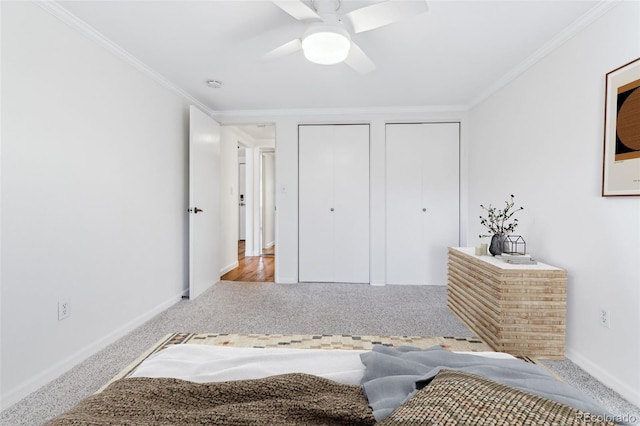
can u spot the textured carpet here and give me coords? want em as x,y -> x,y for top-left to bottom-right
2,282 -> 639,425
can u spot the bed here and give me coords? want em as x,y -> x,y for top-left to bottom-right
46,333 -> 619,425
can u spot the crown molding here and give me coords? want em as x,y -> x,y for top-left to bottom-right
467,0 -> 621,109
34,1 -> 216,116
33,0 -> 619,119
33,0 -> 463,119
213,104 -> 468,120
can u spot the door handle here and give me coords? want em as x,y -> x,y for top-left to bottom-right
422,208 -> 427,212
188,207 -> 204,214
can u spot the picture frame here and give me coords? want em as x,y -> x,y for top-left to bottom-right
602,57 -> 640,197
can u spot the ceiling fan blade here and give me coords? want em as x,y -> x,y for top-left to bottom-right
261,39 -> 302,62
344,41 -> 376,74
343,0 -> 428,34
271,0 -> 322,22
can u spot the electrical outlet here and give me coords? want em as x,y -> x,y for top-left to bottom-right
599,308 -> 610,328
58,299 -> 70,321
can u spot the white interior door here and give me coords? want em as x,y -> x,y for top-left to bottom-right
386,124 -> 425,284
386,123 -> 459,285
332,125 -> 369,283
299,125 -> 334,282
422,123 -> 460,285
189,106 -> 220,299
299,124 -> 369,283
239,162 -> 246,240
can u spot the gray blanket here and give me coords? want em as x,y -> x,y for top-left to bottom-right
361,345 -> 614,421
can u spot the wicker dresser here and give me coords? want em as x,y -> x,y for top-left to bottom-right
447,247 -> 567,359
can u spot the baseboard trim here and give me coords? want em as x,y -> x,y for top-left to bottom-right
276,277 -> 298,284
0,292 -> 183,410
220,261 -> 239,276
565,347 -> 640,407
263,241 -> 275,249
370,281 -> 386,286
386,282 -> 448,286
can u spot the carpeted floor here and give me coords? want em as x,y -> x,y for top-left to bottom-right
2,281 -> 639,425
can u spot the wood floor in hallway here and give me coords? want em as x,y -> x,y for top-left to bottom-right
221,240 -> 275,282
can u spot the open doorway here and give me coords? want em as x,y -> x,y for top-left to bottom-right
221,124 -> 275,282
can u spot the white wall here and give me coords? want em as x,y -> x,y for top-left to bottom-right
1,2 -> 191,407
262,152 -> 276,249
218,110 -> 468,284
248,147 -> 262,256
467,1 -> 640,406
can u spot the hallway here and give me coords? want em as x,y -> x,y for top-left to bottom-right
221,241 -> 275,282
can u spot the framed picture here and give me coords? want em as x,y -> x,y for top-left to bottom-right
602,57 -> 640,197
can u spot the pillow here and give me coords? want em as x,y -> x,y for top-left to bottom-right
378,369 -> 616,425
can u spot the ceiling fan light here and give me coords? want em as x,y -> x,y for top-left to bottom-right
302,27 -> 351,65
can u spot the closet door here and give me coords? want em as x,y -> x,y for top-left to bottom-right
299,124 -> 369,283
386,124 -> 426,284
386,123 -> 459,285
421,123 -> 459,285
332,125 -> 370,283
299,125 -> 334,282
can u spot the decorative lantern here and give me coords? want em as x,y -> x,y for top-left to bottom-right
503,235 -> 526,255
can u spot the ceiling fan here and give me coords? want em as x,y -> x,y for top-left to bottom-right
262,0 -> 428,74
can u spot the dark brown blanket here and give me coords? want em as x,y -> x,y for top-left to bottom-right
378,369 -> 616,425
46,373 -> 376,425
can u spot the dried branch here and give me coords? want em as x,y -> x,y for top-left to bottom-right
479,194 -> 524,238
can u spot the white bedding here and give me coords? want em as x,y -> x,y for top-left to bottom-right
130,345 -> 516,385
131,345 -> 368,385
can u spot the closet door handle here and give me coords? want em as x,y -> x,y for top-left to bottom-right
330,208 -> 335,212
422,208 -> 427,212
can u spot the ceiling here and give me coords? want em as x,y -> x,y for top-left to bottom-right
56,0 -> 602,113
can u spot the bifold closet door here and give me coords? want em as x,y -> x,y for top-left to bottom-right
386,123 -> 459,285
299,124 -> 370,283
